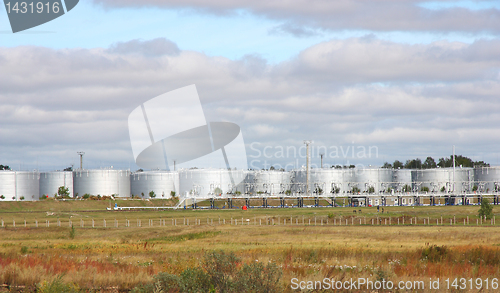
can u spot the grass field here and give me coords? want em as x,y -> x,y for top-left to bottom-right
1,199 -> 499,292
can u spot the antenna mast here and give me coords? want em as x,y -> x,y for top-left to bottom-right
304,140 -> 312,196
77,152 -> 85,170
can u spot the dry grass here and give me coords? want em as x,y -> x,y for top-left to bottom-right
1,201 -> 499,292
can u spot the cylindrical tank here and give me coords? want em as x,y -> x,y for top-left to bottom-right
253,170 -> 291,196
40,171 -> 73,198
130,171 -> 178,198
453,168 -> 474,193
241,171 -> 256,195
178,169 -> 247,199
0,171 -> 16,201
292,168 -> 356,195
0,171 -> 39,201
475,167 -> 500,193
393,169 -> 412,192
73,169 -> 131,197
354,168 -> 393,194
412,169 -> 451,193
293,169 -> 345,195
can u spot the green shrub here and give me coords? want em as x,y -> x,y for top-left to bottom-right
203,250 -> 240,292
131,250 -> 283,293
180,267 -> 211,293
234,262 -> 282,293
479,198 -> 493,220
421,245 -> 448,262
153,272 -> 182,291
37,276 -> 79,293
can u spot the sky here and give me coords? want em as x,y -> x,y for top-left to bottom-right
0,0 -> 499,171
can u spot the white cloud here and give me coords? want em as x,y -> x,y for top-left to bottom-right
92,0 -> 500,33
1,37 -> 499,169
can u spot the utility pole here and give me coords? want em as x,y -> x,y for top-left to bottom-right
320,153 -> 324,169
304,141 -> 311,196
452,145 -> 455,194
77,152 -> 85,170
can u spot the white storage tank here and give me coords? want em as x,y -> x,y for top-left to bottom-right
242,171 -> 256,195
453,167 -> 474,193
178,168 -> 247,199
130,171 -> 179,198
293,169 -> 345,195
40,171 -> 73,198
475,167 -> 500,193
354,168 -> 393,194
253,170 -> 291,196
0,171 -> 39,201
73,169 -> 131,197
413,169 -> 451,193
393,169 -> 412,193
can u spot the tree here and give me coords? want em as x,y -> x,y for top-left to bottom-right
437,155 -> 489,168
382,162 -> 392,169
478,198 -> 493,220
404,159 -> 422,169
63,166 -> 72,171
149,191 -> 156,198
0,165 -> 10,170
473,161 -> 490,168
393,160 -> 404,169
402,184 -> 411,192
422,157 -> 437,169
58,186 -> 70,198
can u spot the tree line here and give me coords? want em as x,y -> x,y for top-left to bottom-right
382,155 -> 490,169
